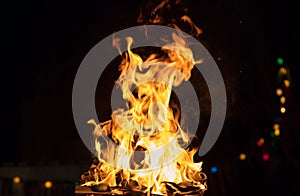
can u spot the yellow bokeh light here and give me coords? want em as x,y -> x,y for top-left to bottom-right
44,181 -> 53,189
280,96 -> 286,104
239,153 -> 246,160
283,80 -> 290,87
13,176 -> 21,184
280,107 -> 286,113
274,129 -> 280,136
276,88 -> 283,96
273,124 -> 279,130
279,67 -> 287,75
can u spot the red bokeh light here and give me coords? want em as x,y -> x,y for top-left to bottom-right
262,153 -> 270,161
256,138 -> 264,147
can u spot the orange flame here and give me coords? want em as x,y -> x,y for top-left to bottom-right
83,0 -> 207,195
83,31 -> 206,194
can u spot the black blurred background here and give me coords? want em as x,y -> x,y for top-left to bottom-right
1,0 -> 300,195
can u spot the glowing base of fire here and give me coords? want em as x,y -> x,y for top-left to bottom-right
79,156 -> 207,195
76,182 -> 206,196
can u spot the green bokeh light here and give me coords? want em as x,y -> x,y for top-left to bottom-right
277,57 -> 284,65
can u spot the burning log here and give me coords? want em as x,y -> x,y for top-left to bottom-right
75,182 -> 205,196
77,159 -> 206,195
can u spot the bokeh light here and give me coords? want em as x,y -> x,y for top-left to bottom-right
44,180 -> 53,189
280,96 -> 286,104
210,166 -> 218,173
279,67 -> 287,74
277,57 -> 284,65
280,107 -> 286,113
283,80 -> 290,87
13,176 -> 21,184
273,124 -> 279,130
270,131 -> 275,138
257,138 -> 264,147
239,153 -> 246,160
262,154 -> 270,161
274,129 -> 280,136
276,88 -> 283,96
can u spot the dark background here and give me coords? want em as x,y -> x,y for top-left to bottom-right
2,0 -> 300,195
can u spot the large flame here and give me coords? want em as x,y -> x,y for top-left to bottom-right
84,32 -> 206,194
82,1 -> 207,195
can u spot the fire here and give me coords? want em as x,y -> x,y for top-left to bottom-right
83,33 -> 206,194
81,0 -> 207,195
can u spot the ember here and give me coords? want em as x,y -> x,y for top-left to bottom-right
77,0 -> 207,195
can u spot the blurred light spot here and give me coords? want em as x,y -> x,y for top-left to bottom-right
280,107 -> 286,113
274,129 -> 280,136
44,181 -> 53,189
280,96 -> 286,104
283,80 -> 290,87
273,124 -> 279,130
210,166 -> 218,173
256,138 -> 264,147
277,57 -> 284,65
279,67 -> 287,75
13,176 -> 21,184
239,153 -> 246,160
262,153 -> 270,161
276,88 -> 283,96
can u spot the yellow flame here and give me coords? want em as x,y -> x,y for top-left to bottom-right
84,31 -> 207,194
83,1 -> 207,194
